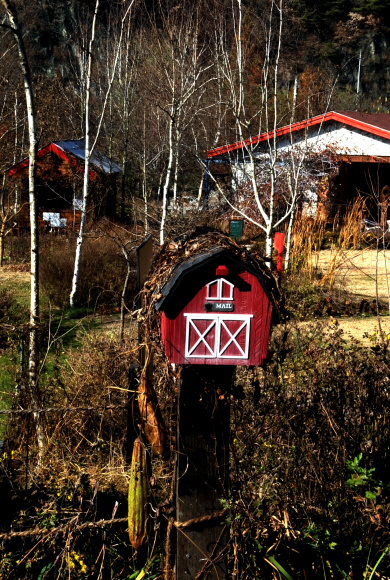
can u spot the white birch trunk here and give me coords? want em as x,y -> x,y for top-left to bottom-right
69,0 -> 99,308
197,175 -> 203,207
120,249 -> 132,342
291,75 -> 298,124
142,109 -> 149,233
70,0 -> 134,306
172,142 -> 179,210
160,110 -> 175,245
120,37 -> 131,220
284,206 -> 295,269
213,0 -> 299,272
157,165 -> 164,203
1,0 -> 46,455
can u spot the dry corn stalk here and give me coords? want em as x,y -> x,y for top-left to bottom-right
138,374 -> 166,456
128,438 -> 148,550
289,208 -> 326,275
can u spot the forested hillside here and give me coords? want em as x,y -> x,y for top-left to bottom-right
0,0 -> 389,202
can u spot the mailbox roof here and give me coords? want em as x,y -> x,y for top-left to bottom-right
155,247 -> 274,312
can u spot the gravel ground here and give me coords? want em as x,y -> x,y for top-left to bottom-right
315,248 -> 390,301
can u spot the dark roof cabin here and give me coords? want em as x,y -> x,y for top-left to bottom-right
7,139 -> 121,232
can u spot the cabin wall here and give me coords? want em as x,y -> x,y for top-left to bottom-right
334,161 -> 390,217
228,121 -> 390,189
224,122 -> 390,221
276,124 -> 390,156
9,152 -> 117,231
247,123 -> 390,157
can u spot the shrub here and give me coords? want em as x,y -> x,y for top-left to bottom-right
39,235 -> 136,308
228,322 -> 390,578
0,288 -> 29,350
4,233 -> 30,265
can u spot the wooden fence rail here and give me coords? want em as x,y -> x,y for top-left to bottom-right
0,404 -> 129,416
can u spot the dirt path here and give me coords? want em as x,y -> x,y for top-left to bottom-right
320,315 -> 390,345
2,257 -> 390,345
0,268 -> 29,285
314,248 -> 390,302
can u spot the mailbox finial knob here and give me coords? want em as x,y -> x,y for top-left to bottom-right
216,265 -> 229,276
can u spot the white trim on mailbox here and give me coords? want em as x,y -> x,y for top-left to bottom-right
206,278 -> 234,301
184,313 -> 253,359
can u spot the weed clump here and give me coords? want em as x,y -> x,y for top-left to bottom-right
229,322 -> 390,577
39,235 -> 136,308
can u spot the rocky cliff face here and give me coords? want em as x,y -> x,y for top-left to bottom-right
333,12 -> 390,107
290,2 -> 390,111
14,0 -> 114,82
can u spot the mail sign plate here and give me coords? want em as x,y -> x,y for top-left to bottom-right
204,302 -> 234,312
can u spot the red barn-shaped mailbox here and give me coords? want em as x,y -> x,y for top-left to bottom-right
156,248 -> 275,366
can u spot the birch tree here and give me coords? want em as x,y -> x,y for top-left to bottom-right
208,0 -> 305,264
1,0 -> 45,454
117,17 -> 138,221
70,0 -> 134,308
144,1 -> 215,245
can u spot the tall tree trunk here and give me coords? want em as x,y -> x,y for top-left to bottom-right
160,110 -> 175,245
70,0 -> 99,308
172,140 -> 179,210
284,204 -> 295,270
120,255 -> 131,342
120,19 -> 131,221
157,164 -> 164,203
0,230 -> 4,267
121,133 -> 129,220
142,108 -> 148,234
1,0 -> 45,455
70,0 -> 133,305
196,175 -> 203,208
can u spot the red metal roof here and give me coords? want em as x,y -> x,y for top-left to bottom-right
207,111 -> 390,158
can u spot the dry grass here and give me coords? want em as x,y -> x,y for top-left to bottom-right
9,330 -> 137,492
4,224 -> 390,578
0,268 -> 29,284
301,316 -> 390,345
315,248 -> 390,301
288,208 -> 327,274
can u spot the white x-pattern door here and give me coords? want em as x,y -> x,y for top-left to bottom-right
184,313 -> 253,359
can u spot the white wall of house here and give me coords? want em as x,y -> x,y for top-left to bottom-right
231,162 -> 255,189
228,121 -> 390,212
274,122 -> 390,156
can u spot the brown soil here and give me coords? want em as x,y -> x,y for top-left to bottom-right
0,268 -> 30,284
315,248 -> 390,301
319,315 -> 390,345
2,250 -> 390,345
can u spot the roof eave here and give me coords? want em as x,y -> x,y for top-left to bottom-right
207,111 -> 390,158
7,141 -> 122,176
155,247 -> 274,312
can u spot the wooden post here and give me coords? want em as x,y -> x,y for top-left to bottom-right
154,247 -> 278,576
176,365 -> 234,579
126,363 -> 139,463
126,234 -> 154,462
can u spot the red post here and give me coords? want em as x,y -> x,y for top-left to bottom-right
274,232 -> 284,280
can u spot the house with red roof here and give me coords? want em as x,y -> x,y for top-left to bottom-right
207,111 -> 390,218
7,139 -> 121,232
